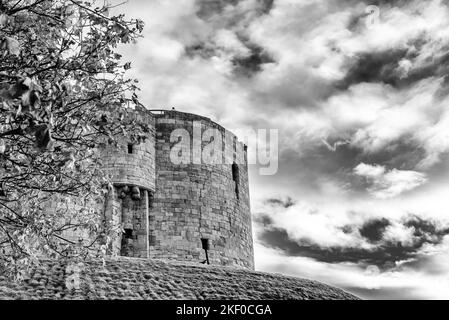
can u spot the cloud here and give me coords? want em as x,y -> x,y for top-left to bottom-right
255,197 -> 449,269
254,198 -> 370,249
114,0 -> 449,299
114,0 -> 449,168
416,108 -> 449,169
359,218 -> 390,242
382,222 -> 415,247
254,238 -> 449,299
113,0 -> 449,173
264,197 -> 295,208
354,163 -> 427,198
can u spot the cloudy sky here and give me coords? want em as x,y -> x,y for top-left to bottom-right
114,0 -> 449,299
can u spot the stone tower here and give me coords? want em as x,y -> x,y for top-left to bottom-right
100,109 -> 254,269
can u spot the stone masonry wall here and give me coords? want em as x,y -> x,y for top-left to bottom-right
94,109 -> 254,269
99,108 -> 156,258
151,110 -> 254,269
101,109 -> 156,191
49,108 -> 255,268
118,189 -> 150,258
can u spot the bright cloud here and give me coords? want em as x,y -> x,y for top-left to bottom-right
354,163 -> 428,199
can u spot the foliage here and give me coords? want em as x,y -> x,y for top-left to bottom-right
0,0 -> 147,277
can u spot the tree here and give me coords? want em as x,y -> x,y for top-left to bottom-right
0,0 -> 148,278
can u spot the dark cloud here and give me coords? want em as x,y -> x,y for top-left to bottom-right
259,227 -> 410,268
196,0 -> 240,19
335,37 -> 449,94
359,219 -> 390,243
345,139 -> 428,195
405,215 -> 449,241
264,197 -> 295,208
188,1 -> 278,77
196,0 -> 275,20
272,141 -> 427,197
185,36 -> 275,76
185,43 -> 217,59
253,214 -> 274,227
336,49 -> 409,90
360,139 -> 427,171
258,227 -> 400,267
303,144 -> 361,175
274,144 -> 360,191
342,0 -> 418,8
259,0 -> 274,14
257,211 -> 449,269
232,44 -> 275,77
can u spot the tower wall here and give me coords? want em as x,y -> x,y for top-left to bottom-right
100,109 -> 156,258
151,110 -> 254,269
97,109 -> 254,269
101,110 -> 156,191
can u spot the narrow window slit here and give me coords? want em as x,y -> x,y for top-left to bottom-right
124,228 -> 133,239
232,162 -> 240,199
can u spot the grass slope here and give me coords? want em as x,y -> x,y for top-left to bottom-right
0,258 -> 359,300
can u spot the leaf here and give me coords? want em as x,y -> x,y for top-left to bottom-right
4,37 -> 21,56
101,7 -> 109,17
59,151 -> 76,170
34,124 -> 53,151
21,90 -> 40,110
0,14 -> 9,27
136,19 -> 145,32
0,87 -> 11,101
9,80 -> 28,100
0,139 -> 6,154
23,77 -> 42,92
0,183 -> 6,198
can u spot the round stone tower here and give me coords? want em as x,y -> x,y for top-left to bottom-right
101,109 -> 254,270
151,110 -> 253,269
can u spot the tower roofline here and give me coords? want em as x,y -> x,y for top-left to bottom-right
148,109 -> 248,149
148,109 -> 222,129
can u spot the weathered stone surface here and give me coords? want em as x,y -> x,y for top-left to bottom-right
152,111 -> 254,269
98,109 -> 254,268
101,108 -> 156,191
